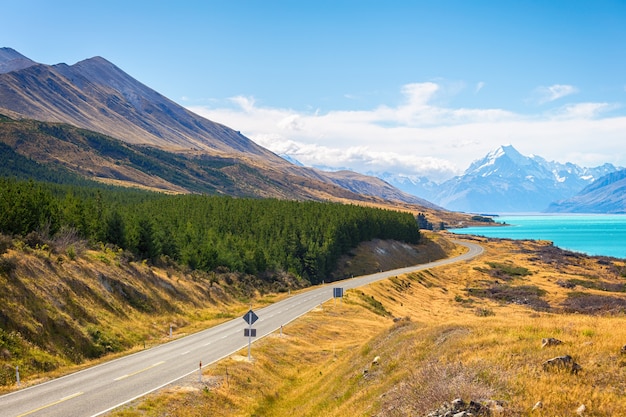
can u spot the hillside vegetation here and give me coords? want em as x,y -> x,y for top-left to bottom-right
0,179 -> 426,388
106,236 -> 626,416
0,178 -> 420,283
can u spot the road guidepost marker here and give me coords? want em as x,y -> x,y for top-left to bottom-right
16,365 -> 20,387
242,308 -> 258,361
199,361 -> 202,382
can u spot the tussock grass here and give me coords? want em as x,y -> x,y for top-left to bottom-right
0,237 -> 299,390
110,236 -> 626,417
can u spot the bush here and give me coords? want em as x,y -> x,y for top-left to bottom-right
380,360 -> 496,416
562,292 -> 626,314
51,227 -> 84,254
0,234 -> 12,255
467,284 -> 550,311
475,307 -> 495,317
0,255 -> 17,276
485,262 -> 532,278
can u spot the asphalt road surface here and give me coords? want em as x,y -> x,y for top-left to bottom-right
0,240 -> 482,417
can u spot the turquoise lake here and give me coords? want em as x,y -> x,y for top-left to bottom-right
450,214 -> 626,259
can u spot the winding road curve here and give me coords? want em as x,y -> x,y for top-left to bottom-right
0,240 -> 482,417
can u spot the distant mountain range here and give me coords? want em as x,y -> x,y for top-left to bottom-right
0,47 -> 438,210
546,169 -> 626,213
379,145 -> 622,213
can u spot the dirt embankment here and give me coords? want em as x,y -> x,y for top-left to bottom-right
331,232 -> 457,280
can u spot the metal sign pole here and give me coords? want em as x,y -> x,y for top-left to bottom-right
242,308 -> 258,361
247,311 -> 252,361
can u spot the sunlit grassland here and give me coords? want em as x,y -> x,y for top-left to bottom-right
0,232 -> 442,391
110,237 -> 626,416
0,243 -> 286,391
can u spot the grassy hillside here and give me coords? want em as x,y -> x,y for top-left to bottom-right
0,231 -> 444,392
0,236 -> 303,389
105,236 -> 626,416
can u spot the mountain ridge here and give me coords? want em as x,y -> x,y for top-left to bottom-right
380,145 -> 620,213
0,47 -> 36,73
0,48 -> 440,210
546,168 -> 626,213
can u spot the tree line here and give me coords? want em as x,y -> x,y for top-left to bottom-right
0,179 -> 421,283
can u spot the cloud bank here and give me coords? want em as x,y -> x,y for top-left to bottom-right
188,82 -> 626,182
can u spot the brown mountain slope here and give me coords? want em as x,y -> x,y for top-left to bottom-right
0,48 -> 439,209
0,56 -> 277,159
0,116 -> 398,203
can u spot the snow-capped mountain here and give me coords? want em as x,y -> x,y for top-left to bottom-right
438,145 -> 619,213
373,172 -> 439,201
380,145 -> 619,213
546,169 -> 626,213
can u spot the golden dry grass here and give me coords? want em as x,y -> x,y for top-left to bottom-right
109,236 -> 626,417
0,242 -> 295,391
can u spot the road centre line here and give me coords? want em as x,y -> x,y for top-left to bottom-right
114,361 -> 165,381
17,391 -> 83,417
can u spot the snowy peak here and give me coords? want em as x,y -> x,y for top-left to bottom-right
466,144 -> 543,179
430,145 -> 621,213
486,144 -> 527,166
366,144 -> 621,213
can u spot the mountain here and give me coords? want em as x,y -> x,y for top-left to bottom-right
410,145 -> 618,213
374,172 -> 439,202
0,50 -> 276,158
0,47 -> 438,209
545,169 -> 626,213
0,48 -> 36,73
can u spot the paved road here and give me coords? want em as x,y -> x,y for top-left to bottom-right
0,240 -> 482,417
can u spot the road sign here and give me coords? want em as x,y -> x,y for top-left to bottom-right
333,287 -> 343,298
243,309 -> 258,325
244,328 -> 257,337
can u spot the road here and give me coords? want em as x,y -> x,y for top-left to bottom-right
0,240 -> 482,417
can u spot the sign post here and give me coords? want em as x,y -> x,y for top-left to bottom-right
242,309 -> 258,361
333,287 -> 344,305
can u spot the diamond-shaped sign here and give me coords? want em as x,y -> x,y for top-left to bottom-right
242,309 -> 258,325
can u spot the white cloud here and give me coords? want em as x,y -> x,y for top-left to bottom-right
554,102 -> 617,119
535,84 -> 579,104
188,82 -> 626,182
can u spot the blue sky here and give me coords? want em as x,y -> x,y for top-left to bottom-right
2,1 -> 626,181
